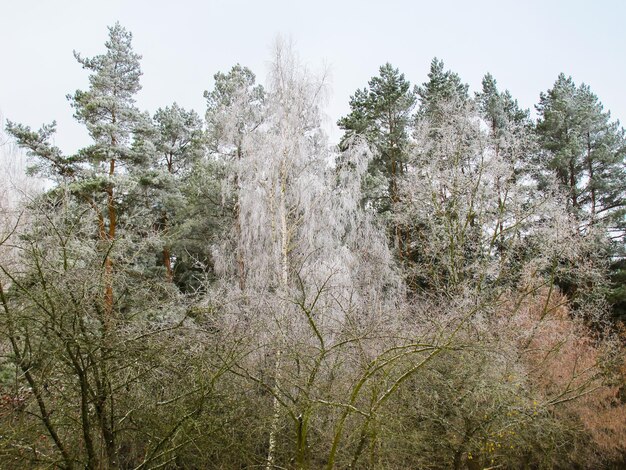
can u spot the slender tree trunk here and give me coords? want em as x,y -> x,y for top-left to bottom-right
75,356 -> 98,469
266,349 -> 283,470
587,132 -> 596,221
295,412 -> 309,469
569,158 -> 578,210
104,156 -> 116,317
266,157 -> 290,469
390,141 -> 403,262
162,155 -> 174,282
280,163 -> 289,288
161,210 -> 173,282
235,145 -> 246,291
99,138 -> 118,466
234,199 -> 246,291
90,347 -> 118,470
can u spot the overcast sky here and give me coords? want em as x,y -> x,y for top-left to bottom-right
1,0 -> 625,152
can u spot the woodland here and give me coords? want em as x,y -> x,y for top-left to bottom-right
0,23 -> 625,469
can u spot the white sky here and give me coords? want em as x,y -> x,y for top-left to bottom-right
1,0 -> 625,152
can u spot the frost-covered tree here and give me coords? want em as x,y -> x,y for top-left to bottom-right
205,42 -> 408,469
475,73 -> 532,161
474,75 -> 539,257
400,92 -> 584,298
6,22 -> 145,314
400,97 -> 490,291
214,43 -> 334,468
205,64 -> 265,158
208,44 -> 335,294
205,64 -> 265,290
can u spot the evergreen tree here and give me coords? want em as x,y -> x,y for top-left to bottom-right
476,73 -> 530,136
536,74 -> 626,321
338,63 -> 416,214
143,104 -> 205,283
153,104 -> 204,176
338,63 -> 416,259
7,22 -> 145,315
1,25 -> 192,468
205,64 -> 265,158
417,57 -> 469,119
536,74 -> 626,231
70,23 -> 143,167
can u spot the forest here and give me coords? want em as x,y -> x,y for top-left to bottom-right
0,23 -> 625,469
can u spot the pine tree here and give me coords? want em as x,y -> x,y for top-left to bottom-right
476,73 -> 529,137
3,24 -> 158,467
536,74 -> 626,321
205,64 -> 265,158
7,22 -> 144,316
536,74 -> 626,231
417,58 -> 469,120
338,63 -> 416,259
70,23 -> 143,167
148,104 -> 205,282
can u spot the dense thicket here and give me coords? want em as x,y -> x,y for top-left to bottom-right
1,25 -> 625,469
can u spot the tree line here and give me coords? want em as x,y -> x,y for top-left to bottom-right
0,24 -> 625,469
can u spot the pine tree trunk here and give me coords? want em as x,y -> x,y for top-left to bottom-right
161,209 -> 173,282
105,155 -> 116,317
162,156 -> 174,282
587,132 -> 596,221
